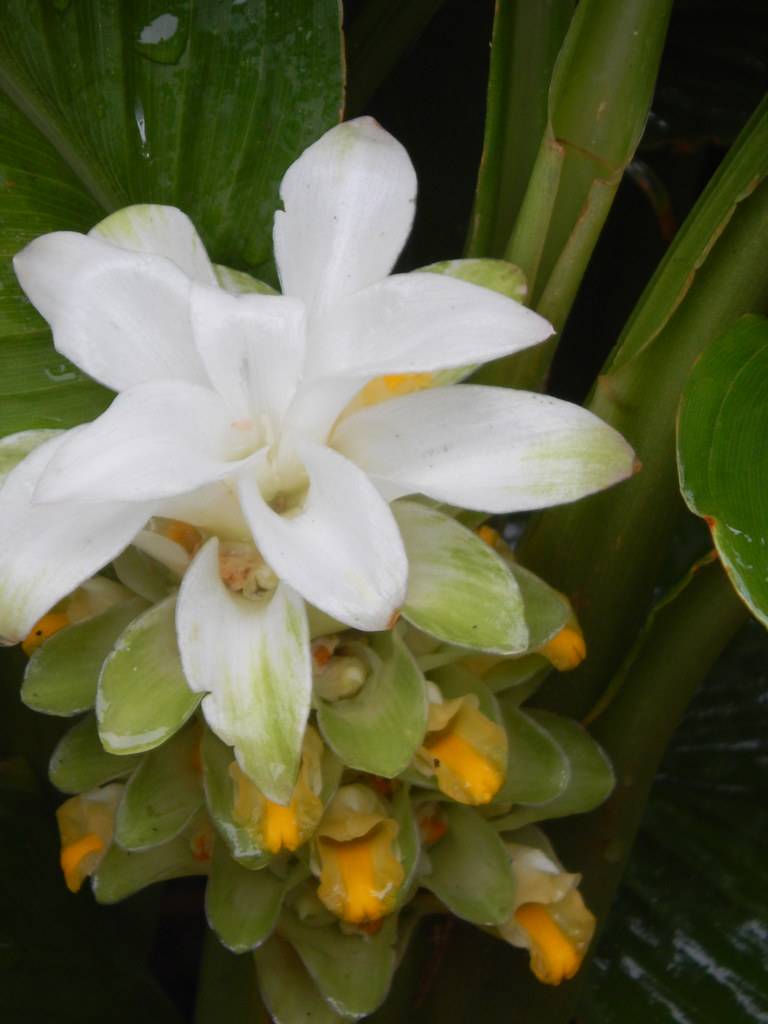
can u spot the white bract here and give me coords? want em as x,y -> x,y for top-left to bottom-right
1,117 -> 635,800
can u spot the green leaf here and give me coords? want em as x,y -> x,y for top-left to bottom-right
0,0 -> 343,438
113,546 -> 180,604
93,816 -> 209,904
255,935 -> 351,1024
279,910 -> 399,1020
678,315 -> 768,626
492,703 -> 570,807
49,713 -> 139,794
115,719 -> 203,851
200,727 -> 270,867
492,710 -> 613,830
423,804 -> 515,926
392,785 -> 422,907
206,847 -> 285,954
317,631 -> 427,778
22,597 -> 147,716
97,596 -> 201,756
394,501 -> 527,653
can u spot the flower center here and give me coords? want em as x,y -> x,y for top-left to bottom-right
218,542 -> 277,598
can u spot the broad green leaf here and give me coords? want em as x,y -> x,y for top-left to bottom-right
279,910 -> 399,1020
200,727 -> 270,867
483,654 -> 550,696
115,719 -> 203,851
97,596 -> 201,755
49,714 -> 139,794
422,804 -> 515,926
206,847 -> 284,954
678,315 -> 768,626
93,815 -> 209,904
22,597 -> 147,716
255,935 -> 350,1024
492,703 -> 570,808
0,1 -> 343,437
492,710 -> 614,830
317,631 -> 427,778
394,501 -> 527,653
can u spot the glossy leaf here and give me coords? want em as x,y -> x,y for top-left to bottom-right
0,1 -> 343,438
255,935 -> 350,1024
22,597 -> 147,717
492,702 -> 570,807
279,910 -> 399,1020
423,804 -> 516,926
492,710 -> 613,830
206,847 -> 284,954
678,315 -> 768,626
394,501 -> 527,653
317,631 -> 427,778
49,714 -> 139,794
97,596 -> 201,756
115,719 -> 203,851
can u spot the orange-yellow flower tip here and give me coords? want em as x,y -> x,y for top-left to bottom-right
417,810 -> 448,847
190,825 -> 214,863
540,625 -> 586,672
262,798 -> 302,854
476,524 -> 500,548
22,611 -> 70,656
425,730 -> 504,805
163,519 -> 203,554
514,903 -> 581,985
60,833 -> 104,893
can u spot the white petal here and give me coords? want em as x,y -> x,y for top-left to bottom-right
190,284 -> 305,422
176,538 -> 311,804
274,117 -> 417,316
333,385 -> 637,513
237,443 -> 407,630
34,380 -> 258,504
13,232 -> 207,392
158,481 -> 251,541
283,376 -> 369,447
306,272 -> 553,379
0,433 -> 152,643
89,205 -> 216,285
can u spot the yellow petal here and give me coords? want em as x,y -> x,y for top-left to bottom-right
262,798 -> 302,853
163,519 -> 203,554
21,611 -> 70,656
60,833 -> 104,893
540,624 -> 586,671
317,820 -> 403,925
344,372 -> 434,416
514,903 -> 581,985
419,696 -> 507,805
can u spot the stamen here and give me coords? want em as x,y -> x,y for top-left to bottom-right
218,542 -> 278,598
514,903 -> 581,984
22,611 -> 70,656
60,833 -> 104,893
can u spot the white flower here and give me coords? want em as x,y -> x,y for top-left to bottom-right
1,117 -> 635,799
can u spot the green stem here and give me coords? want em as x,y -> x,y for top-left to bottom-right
520,178 -> 768,720
465,0 -> 574,260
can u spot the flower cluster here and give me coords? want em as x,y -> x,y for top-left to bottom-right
1,117 -> 633,1017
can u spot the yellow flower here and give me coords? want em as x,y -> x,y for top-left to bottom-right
314,784 -> 404,925
22,576 -> 130,655
498,840 -> 596,985
415,694 -> 507,805
56,784 -> 122,893
539,621 -> 586,671
228,725 -> 324,855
